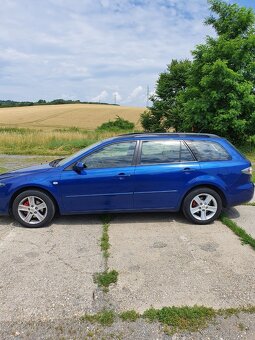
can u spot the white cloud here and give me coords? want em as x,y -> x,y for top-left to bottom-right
91,90 -> 109,102
129,86 -> 144,100
0,0 -> 252,105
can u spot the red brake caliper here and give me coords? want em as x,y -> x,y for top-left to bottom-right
192,200 -> 197,208
23,200 -> 30,207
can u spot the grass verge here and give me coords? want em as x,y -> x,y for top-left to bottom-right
80,305 -> 255,333
220,213 -> 255,250
245,202 -> 255,207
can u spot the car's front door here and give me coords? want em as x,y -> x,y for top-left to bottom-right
59,141 -> 137,213
134,140 -> 200,210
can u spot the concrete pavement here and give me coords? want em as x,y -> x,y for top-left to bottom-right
0,216 -> 102,322
108,212 -> 255,312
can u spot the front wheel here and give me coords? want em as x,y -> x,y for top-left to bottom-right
12,190 -> 55,228
182,188 -> 222,225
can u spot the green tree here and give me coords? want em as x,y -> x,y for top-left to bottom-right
142,0 -> 255,143
141,59 -> 191,132
183,0 -> 255,142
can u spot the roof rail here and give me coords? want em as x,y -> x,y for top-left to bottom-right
118,132 -> 219,138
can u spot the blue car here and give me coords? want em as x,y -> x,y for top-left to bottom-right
0,133 -> 253,227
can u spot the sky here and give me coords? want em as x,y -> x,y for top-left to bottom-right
0,0 -> 254,107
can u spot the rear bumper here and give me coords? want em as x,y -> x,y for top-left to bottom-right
227,182 -> 254,207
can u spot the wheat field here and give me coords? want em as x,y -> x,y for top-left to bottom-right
0,104 -> 144,129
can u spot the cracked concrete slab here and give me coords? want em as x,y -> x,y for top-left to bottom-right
226,205 -> 255,239
108,212 -> 255,313
0,216 -> 102,322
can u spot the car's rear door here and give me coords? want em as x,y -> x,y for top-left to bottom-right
133,139 -> 200,210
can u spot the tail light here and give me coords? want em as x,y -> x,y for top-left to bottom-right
241,166 -> 253,175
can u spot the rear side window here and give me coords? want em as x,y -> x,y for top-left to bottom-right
140,140 -> 194,164
186,141 -> 231,161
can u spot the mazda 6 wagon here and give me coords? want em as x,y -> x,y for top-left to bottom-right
0,133 -> 253,227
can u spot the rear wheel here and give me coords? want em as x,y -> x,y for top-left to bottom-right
182,188 -> 222,224
12,190 -> 55,228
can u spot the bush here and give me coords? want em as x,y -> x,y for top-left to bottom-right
97,116 -> 135,132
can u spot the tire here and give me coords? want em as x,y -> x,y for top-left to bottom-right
12,190 -> 55,228
182,187 -> 222,225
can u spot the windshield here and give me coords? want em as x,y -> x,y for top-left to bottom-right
57,141 -> 102,167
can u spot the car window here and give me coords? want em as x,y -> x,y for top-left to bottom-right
140,140 -> 194,164
81,141 -> 136,169
186,140 -> 231,161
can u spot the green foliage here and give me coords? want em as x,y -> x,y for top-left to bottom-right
97,115 -> 135,132
101,220 -> 110,259
80,310 -> 115,326
46,137 -> 91,151
0,127 -> 33,134
0,99 -> 118,108
141,60 -> 191,132
94,270 -> 118,288
143,306 -> 216,332
119,310 -> 140,322
143,0 -> 255,143
220,213 -> 255,250
0,167 -> 7,174
79,306 -> 255,333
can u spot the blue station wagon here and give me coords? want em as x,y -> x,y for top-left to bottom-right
0,133 -> 253,227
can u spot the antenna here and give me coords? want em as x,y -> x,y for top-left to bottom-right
113,93 -> 117,105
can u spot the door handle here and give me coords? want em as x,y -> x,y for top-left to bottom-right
117,173 -> 131,177
183,167 -> 194,171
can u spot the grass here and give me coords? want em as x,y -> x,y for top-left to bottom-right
95,214 -> 119,291
245,202 -> 255,207
143,306 -> 216,333
239,145 -> 255,163
0,127 -> 136,155
94,270 -> 118,290
220,213 -> 255,250
100,215 -> 111,259
80,310 -> 115,326
80,305 -> 255,333
0,167 -> 7,174
119,310 -> 140,322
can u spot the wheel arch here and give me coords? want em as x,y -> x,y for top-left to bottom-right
181,184 -> 227,209
9,186 -> 60,215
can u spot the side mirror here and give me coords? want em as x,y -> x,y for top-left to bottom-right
73,161 -> 85,173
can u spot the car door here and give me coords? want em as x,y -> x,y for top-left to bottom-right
59,141 -> 137,213
134,140 -> 200,210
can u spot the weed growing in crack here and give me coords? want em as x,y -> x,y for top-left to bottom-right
80,310 -> 115,326
94,270 -> 118,291
119,310 -> 140,322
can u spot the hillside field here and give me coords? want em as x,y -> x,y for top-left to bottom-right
0,104 -> 144,129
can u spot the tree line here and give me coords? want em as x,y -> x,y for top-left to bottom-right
0,99 -> 119,108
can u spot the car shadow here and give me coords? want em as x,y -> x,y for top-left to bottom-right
53,211 -> 199,226
0,211 -> 220,229
223,207 -> 240,219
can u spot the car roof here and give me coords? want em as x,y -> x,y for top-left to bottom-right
113,132 -> 220,141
